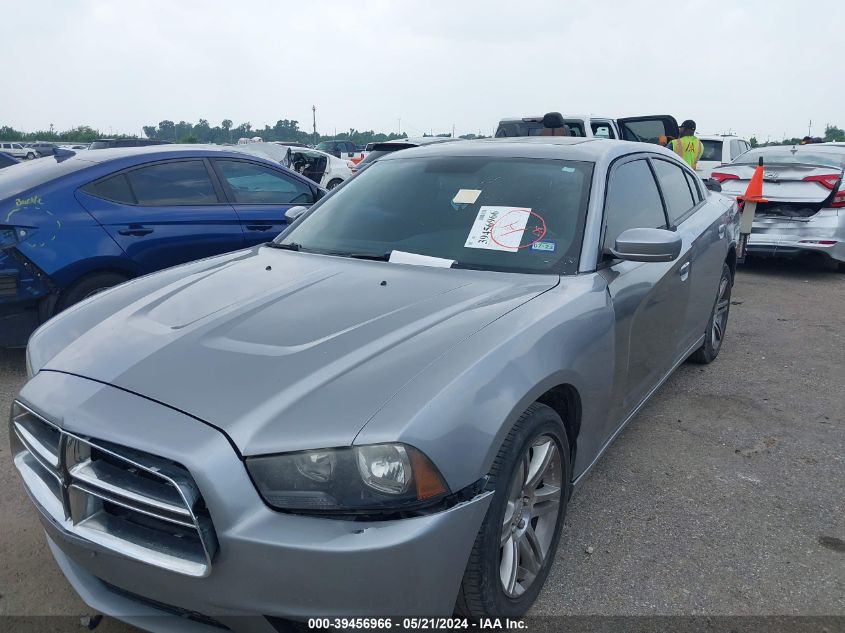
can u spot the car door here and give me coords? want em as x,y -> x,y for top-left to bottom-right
211,158 -> 318,246
76,158 -> 245,272
616,115 -> 680,145
599,156 -> 693,430
650,156 -> 721,355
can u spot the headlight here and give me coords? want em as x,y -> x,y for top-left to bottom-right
246,443 -> 449,513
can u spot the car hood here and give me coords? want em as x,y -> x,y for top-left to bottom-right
38,247 -> 557,455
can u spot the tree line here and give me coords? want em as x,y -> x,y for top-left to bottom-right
1,119 -> 841,146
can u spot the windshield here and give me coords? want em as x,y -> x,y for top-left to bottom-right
279,155 -> 592,274
735,147 -> 845,168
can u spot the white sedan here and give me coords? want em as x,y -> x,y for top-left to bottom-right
233,143 -> 351,190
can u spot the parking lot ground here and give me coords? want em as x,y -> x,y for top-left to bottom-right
1,259 -> 843,630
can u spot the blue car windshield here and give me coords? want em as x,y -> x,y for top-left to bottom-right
279,156 -> 593,275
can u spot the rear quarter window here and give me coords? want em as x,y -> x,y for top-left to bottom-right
81,173 -> 135,204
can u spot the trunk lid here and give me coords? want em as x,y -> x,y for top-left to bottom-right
716,163 -> 842,204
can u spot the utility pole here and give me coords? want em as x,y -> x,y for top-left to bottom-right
808,119 -> 812,136
452,124 -> 455,138
398,118 -> 401,135
312,105 -> 317,145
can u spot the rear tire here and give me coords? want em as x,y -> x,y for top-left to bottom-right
690,262 -> 732,364
326,178 -> 343,190
56,272 -> 129,313
456,403 -> 570,618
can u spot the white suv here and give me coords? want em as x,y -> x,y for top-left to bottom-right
697,135 -> 751,178
0,142 -> 37,160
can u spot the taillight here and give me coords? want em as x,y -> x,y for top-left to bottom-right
802,174 -> 840,190
711,171 -> 739,183
831,188 -> 845,208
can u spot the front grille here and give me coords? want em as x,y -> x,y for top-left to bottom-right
10,401 -> 217,577
0,274 -> 17,297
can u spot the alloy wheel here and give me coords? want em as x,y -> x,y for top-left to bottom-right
499,435 -> 563,598
711,276 -> 730,351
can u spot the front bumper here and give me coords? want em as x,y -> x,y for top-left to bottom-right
12,371 -> 492,629
747,208 -> 845,263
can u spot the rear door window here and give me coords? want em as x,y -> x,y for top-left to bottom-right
652,159 -> 696,224
603,159 -> 667,250
126,160 -> 218,206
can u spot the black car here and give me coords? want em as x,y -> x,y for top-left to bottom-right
315,140 -> 358,159
88,138 -> 173,150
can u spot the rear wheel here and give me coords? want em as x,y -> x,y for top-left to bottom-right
456,403 -> 570,618
326,178 -> 343,190
690,262 -> 732,364
56,272 -> 129,313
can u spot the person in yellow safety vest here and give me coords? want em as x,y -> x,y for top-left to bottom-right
669,119 -> 703,169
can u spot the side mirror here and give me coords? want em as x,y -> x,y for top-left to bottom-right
705,178 -> 722,192
285,206 -> 308,223
611,228 -> 682,263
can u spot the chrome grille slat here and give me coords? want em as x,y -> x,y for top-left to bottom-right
68,458 -> 193,518
13,408 -> 61,468
70,483 -> 196,528
9,401 -> 217,577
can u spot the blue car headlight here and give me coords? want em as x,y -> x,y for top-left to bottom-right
246,443 -> 450,514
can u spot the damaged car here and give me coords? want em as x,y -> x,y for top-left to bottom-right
0,145 -> 322,347
12,137 -> 738,628
712,144 -> 845,268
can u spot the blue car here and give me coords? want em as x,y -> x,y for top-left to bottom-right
1,145 -> 324,347
0,151 -> 19,169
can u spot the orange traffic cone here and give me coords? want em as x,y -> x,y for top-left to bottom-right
738,157 -> 768,203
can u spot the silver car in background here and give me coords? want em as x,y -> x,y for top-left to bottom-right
712,144 -> 845,267
12,138 -> 738,630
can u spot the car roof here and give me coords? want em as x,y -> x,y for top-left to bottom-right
53,143 -> 275,165
378,136 -> 662,162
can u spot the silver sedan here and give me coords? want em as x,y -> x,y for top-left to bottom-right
12,137 -> 739,628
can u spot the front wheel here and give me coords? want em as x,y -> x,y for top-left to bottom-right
456,403 -> 570,618
326,178 -> 343,190
689,262 -> 732,364
26,152 -> 36,160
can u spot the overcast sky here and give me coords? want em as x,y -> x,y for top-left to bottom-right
2,0 -> 841,141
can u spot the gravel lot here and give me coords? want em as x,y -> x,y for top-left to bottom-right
1,259 -> 843,630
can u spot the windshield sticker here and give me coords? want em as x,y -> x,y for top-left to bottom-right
389,250 -> 454,268
465,206 -> 547,252
531,240 -> 556,252
452,189 -> 482,206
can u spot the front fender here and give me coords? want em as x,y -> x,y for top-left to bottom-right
355,273 -> 615,492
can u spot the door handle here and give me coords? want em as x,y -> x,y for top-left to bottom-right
245,224 -> 273,231
679,261 -> 690,281
118,227 -> 153,237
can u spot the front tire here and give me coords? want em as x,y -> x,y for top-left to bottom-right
326,178 -> 343,190
690,262 -> 732,364
456,403 -> 570,618
26,152 -> 36,160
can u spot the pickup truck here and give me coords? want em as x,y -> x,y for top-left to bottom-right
495,113 -> 679,145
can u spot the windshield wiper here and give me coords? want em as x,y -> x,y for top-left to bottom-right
325,250 -> 391,261
265,241 -> 303,251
